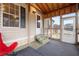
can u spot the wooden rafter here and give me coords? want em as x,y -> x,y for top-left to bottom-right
45,3 -> 76,15
45,4 -> 51,12
42,3 -> 49,12
35,3 -> 46,14
30,3 -> 76,18
30,4 -> 41,12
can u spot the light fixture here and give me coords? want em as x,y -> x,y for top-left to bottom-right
32,10 -> 36,14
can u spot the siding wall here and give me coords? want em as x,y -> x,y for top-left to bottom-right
0,3 -> 43,51
29,6 -> 43,43
0,4 -> 29,51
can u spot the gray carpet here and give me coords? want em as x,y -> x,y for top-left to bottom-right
17,47 -> 42,56
37,41 -> 79,56
16,40 -> 79,56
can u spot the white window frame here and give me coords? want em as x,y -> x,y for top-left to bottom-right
0,3 -> 26,29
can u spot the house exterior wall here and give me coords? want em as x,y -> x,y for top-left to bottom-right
0,4 -> 29,51
0,3 -> 43,51
28,6 -> 43,43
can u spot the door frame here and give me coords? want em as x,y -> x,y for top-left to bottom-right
35,13 -> 41,35
61,15 -> 77,44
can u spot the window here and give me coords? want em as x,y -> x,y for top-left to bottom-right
3,3 -> 19,27
64,19 -> 73,31
0,4 -> 1,11
20,7 -> 26,28
0,4 -> 1,25
0,4 -> 1,16
52,16 -> 60,39
37,15 -> 40,28
62,13 -> 76,32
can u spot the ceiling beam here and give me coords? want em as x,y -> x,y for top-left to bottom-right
42,3 -> 49,12
35,3 -> 46,14
45,4 -> 51,12
30,4 -> 41,11
44,4 -> 76,15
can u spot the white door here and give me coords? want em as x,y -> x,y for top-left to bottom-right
36,15 -> 41,35
62,16 -> 76,44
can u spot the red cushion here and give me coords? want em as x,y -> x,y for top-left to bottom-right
0,51 -> 6,56
5,42 -> 18,53
0,32 -> 18,56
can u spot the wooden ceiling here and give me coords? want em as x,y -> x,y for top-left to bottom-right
31,3 -> 76,18
31,3 -> 76,14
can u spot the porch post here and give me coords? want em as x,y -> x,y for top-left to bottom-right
42,17 -> 44,35
50,17 -> 52,38
75,3 -> 79,44
27,3 -> 30,45
60,15 -> 62,41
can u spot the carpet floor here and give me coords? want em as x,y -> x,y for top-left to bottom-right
16,40 -> 79,56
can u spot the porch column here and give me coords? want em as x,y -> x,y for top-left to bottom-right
60,15 -> 62,41
50,17 -> 52,38
42,17 -> 44,35
27,4 -> 30,45
75,3 -> 79,43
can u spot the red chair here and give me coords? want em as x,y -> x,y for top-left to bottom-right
0,33 -> 18,56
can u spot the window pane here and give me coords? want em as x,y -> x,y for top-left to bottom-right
0,4 -> 1,10
20,7 -> 26,28
15,5 -> 19,16
3,4 -> 9,13
0,4 -> 1,26
64,19 -> 73,31
3,13 -> 10,26
10,15 -> 15,27
52,16 -> 60,39
14,17 -> 19,27
10,15 -> 19,27
0,4 -> 1,16
3,4 -> 19,27
10,4 -> 15,14
37,15 -> 40,28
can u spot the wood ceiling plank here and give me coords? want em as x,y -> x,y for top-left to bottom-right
43,4 -> 76,18
45,3 -> 51,11
35,3 -> 46,14
30,4 -> 41,11
47,4 -> 53,11
42,3 -> 49,12
35,3 -> 44,13
52,3 -> 58,9
32,4 -> 40,10
45,3 -> 76,15
31,3 -> 76,16
38,3 -> 48,13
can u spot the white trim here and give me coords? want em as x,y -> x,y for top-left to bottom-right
1,3 -> 26,29
4,37 -> 28,47
62,16 -> 76,20
1,4 -> 19,28
62,16 -> 76,44
35,13 -> 42,35
19,4 -> 21,29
